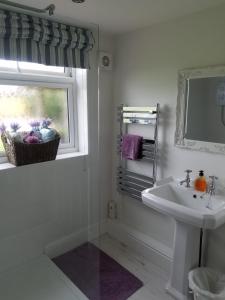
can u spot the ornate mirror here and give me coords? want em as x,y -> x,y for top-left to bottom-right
175,65 -> 225,154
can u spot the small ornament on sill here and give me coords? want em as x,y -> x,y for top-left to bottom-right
0,123 -> 6,134
0,117 -> 60,166
10,122 -> 20,133
40,118 -> 56,142
29,120 -> 42,140
29,120 -> 41,131
9,122 -> 23,142
42,118 -> 52,128
24,131 -> 41,144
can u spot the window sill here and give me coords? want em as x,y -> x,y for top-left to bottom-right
0,152 -> 88,171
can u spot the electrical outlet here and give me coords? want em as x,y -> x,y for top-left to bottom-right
108,201 -> 117,219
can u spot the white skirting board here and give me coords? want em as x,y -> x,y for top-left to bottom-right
44,228 -> 89,259
44,219 -> 172,275
45,221 -> 107,258
106,219 -> 173,275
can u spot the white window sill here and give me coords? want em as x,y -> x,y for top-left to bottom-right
0,152 -> 87,171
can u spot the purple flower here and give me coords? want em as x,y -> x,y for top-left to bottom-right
0,123 -> 6,133
42,118 -> 52,128
24,135 -> 40,144
10,122 -> 20,132
29,120 -> 40,130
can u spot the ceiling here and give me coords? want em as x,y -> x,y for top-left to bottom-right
1,0 -> 225,34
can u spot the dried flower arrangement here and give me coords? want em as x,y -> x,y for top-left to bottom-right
0,118 -> 60,166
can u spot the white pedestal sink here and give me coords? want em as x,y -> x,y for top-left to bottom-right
142,178 -> 225,300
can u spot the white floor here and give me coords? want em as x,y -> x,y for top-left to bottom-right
0,255 -> 88,300
0,234 -> 175,300
93,234 -> 174,300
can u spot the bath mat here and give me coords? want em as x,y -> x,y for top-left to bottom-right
52,242 -> 143,300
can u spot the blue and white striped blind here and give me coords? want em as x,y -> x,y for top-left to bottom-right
0,9 -> 94,69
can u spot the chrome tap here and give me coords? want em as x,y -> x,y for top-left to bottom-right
204,176 -> 218,210
200,176 -> 218,201
207,176 -> 218,197
180,170 -> 192,188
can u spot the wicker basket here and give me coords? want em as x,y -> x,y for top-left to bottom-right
1,132 -> 60,166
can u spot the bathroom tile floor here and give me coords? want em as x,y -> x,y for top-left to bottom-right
93,234 -> 175,300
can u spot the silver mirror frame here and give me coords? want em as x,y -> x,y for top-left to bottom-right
175,64 -> 225,155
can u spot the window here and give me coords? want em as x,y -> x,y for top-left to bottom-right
0,59 -> 83,158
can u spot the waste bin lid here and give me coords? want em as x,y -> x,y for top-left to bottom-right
189,268 -> 225,299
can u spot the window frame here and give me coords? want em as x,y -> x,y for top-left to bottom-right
0,60 -> 69,77
0,66 -> 79,161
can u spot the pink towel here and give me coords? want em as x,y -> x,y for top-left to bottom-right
121,134 -> 143,160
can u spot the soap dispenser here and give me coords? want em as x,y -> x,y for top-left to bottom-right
194,170 -> 207,192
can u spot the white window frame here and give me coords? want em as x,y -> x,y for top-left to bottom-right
0,66 -> 79,162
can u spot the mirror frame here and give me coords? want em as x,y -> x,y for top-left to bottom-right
175,64 -> 225,155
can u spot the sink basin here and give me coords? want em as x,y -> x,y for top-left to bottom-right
142,178 -> 225,300
142,178 -> 225,229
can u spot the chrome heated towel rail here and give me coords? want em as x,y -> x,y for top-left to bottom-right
117,104 -> 160,201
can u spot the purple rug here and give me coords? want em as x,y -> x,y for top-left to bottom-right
52,242 -> 143,300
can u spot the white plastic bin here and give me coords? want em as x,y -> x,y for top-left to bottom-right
189,268 -> 225,300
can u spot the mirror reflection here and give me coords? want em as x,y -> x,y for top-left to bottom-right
185,77 -> 225,144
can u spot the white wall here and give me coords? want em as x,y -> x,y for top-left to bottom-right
0,32 -> 114,272
112,4 -> 225,271
0,156 -> 88,271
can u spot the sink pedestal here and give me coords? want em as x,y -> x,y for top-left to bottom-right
142,179 -> 225,299
166,221 -> 201,300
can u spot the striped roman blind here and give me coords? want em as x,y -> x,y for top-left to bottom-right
0,9 -> 94,69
